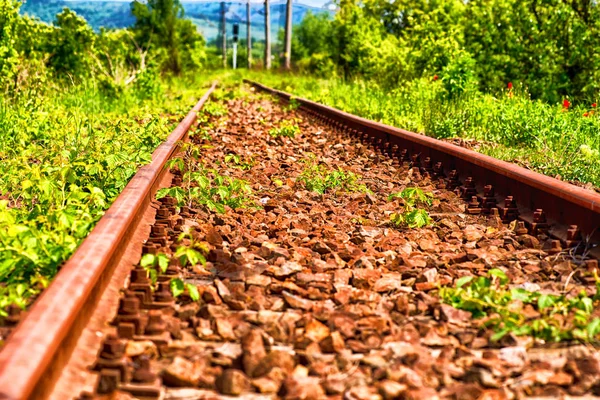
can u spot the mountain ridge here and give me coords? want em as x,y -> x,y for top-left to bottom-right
20,0 -> 334,42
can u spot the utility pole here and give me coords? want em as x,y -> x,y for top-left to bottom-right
233,24 -> 239,69
283,0 -> 292,70
247,0 -> 252,69
264,0 -> 271,69
221,1 -> 227,68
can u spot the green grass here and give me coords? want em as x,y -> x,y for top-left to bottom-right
0,75 -> 213,316
240,71 -> 600,189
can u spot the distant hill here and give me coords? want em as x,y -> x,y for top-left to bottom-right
19,0 -> 334,42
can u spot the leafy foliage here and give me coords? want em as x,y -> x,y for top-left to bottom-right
297,155 -> 370,195
269,120 -> 301,138
131,0 -> 206,74
389,187 -> 434,228
224,154 -> 254,171
156,150 -> 254,213
289,0 -> 600,103
440,270 -> 600,342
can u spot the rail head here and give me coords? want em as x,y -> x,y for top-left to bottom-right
0,81 -> 218,400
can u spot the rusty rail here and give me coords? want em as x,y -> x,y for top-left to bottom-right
0,81 -> 217,400
246,80 -> 600,255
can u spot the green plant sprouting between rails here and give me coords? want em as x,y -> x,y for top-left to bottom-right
156,146 -> 254,213
389,187 -> 434,228
139,231 -> 208,301
224,154 -> 254,170
297,155 -> 370,195
283,98 -> 301,113
439,269 -> 600,343
202,101 -> 228,118
269,119 -> 301,138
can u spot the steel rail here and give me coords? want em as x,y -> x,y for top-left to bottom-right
0,81 -> 218,400
246,80 -> 600,253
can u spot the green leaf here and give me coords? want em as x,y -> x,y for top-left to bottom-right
187,283 -> 200,301
140,253 -> 155,268
455,276 -> 474,288
157,253 -> 170,273
170,278 -> 185,298
488,268 -> 509,285
587,318 -> 600,338
538,294 -> 557,310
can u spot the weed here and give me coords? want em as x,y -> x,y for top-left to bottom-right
157,151 -> 254,213
224,154 -> 254,170
439,269 -> 600,342
203,101 -> 228,117
297,155 -> 370,195
174,231 -> 209,268
283,98 -> 301,112
389,187 -> 434,228
269,119 -> 300,138
140,252 -> 170,283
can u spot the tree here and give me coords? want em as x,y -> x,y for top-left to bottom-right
131,0 -> 205,74
0,0 -> 21,86
47,8 -> 96,80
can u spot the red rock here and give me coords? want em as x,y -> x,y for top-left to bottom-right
283,290 -> 313,310
305,319 -> 331,342
252,377 -> 281,393
281,376 -> 326,400
344,386 -> 382,400
320,331 -> 345,353
253,349 -> 296,377
242,329 -> 267,376
162,356 -> 204,387
353,269 -> 382,289
216,369 -> 250,395
378,380 -> 407,400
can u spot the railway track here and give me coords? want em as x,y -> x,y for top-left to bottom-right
0,80 -> 599,400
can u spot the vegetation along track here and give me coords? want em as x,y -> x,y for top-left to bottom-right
1,81 -> 600,399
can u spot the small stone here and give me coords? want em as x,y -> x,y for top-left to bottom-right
418,239 -> 435,252
268,261 -> 303,277
464,225 -> 483,242
214,279 -> 231,298
282,376 -> 326,399
125,340 -> 157,358
320,331 -> 345,353
359,226 -> 381,238
353,269 -> 381,289
387,365 -> 423,388
378,380 -> 407,400
373,276 -> 405,293
253,349 -> 296,378
282,291 -> 313,311
313,241 -> 332,254
439,304 -> 471,326
242,329 -> 267,376
162,356 -> 203,387
323,374 -> 346,394
216,369 -> 251,396
252,377 -> 281,393
353,256 -> 375,269
216,318 -> 236,341
305,319 -> 331,343
344,386 -> 382,400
